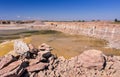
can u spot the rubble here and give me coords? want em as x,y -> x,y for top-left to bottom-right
0,55 -> 16,69
0,42 -> 120,77
26,63 -> 48,72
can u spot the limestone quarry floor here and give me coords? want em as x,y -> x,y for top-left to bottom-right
0,30 -> 120,59
30,33 -> 120,59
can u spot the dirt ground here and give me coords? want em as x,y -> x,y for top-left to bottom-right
0,22 -> 120,58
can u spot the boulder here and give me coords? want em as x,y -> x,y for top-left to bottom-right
38,51 -> 52,59
0,56 -> 4,62
29,57 -> 41,66
39,46 -> 46,51
28,44 -> 34,50
0,55 -> 16,69
28,44 -> 38,56
26,62 -> 48,72
78,50 -> 106,70
0,60 -> 22,76
38,43 -> 53,52
37,43 -> 53,60
0,65 -> 24,77
14,40 -> 29,55
0,60 -> 28,77
42,51 -> 52,59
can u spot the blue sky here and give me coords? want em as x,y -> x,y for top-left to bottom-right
0,0 -> 120,20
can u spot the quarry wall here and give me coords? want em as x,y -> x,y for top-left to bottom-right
33,22 -> 120,49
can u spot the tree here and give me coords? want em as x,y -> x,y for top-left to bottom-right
82,20 -> 85,22
78,20 -> 81,22
115,18 -> 118,22
92,20 -> 95,22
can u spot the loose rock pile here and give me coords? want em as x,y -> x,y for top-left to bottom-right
0,40 -> 120,77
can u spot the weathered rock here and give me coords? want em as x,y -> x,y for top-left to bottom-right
29,57 -> 41,66
30,72 -> 38,77
37,43 -> 53,61
22,51 -> 32,59
26,63 -> 48,72
0,56 -> 4,62
111,61 -> 120,70
39,46 -> 46,51
28,44 -> 34,50
113,70 -> 120,77
0,65 -> 25,77
105,62 -> 114,70
38,71 -> 46,77
28,44 -> 38,57
43,52 -> 52,59
38,51 -> 52,59
0,55 -> 16,69
1,41 -> 120,77
0,60 -> 28,77
58,56 -> 66,62
0,60 -> 22,76
48,55 -> 57,65
78,50 -> 106,70
38,43 -> 53,52
41,43 -> 50,48
14,40 -> 29,55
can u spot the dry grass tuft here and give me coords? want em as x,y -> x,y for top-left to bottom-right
0,37 -> 31,56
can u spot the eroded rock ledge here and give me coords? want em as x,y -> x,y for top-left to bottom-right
0,40 -> 120,77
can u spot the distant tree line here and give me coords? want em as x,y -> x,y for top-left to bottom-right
114,18 -> 120,22
43,20 -> 102,22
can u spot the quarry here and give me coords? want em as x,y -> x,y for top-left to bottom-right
0,20 -> 120,77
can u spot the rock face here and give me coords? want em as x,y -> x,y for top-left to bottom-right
0,42 -> 120,77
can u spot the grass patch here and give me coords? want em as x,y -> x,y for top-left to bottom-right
0,37 -> 31,56
0,41 -> 13,56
